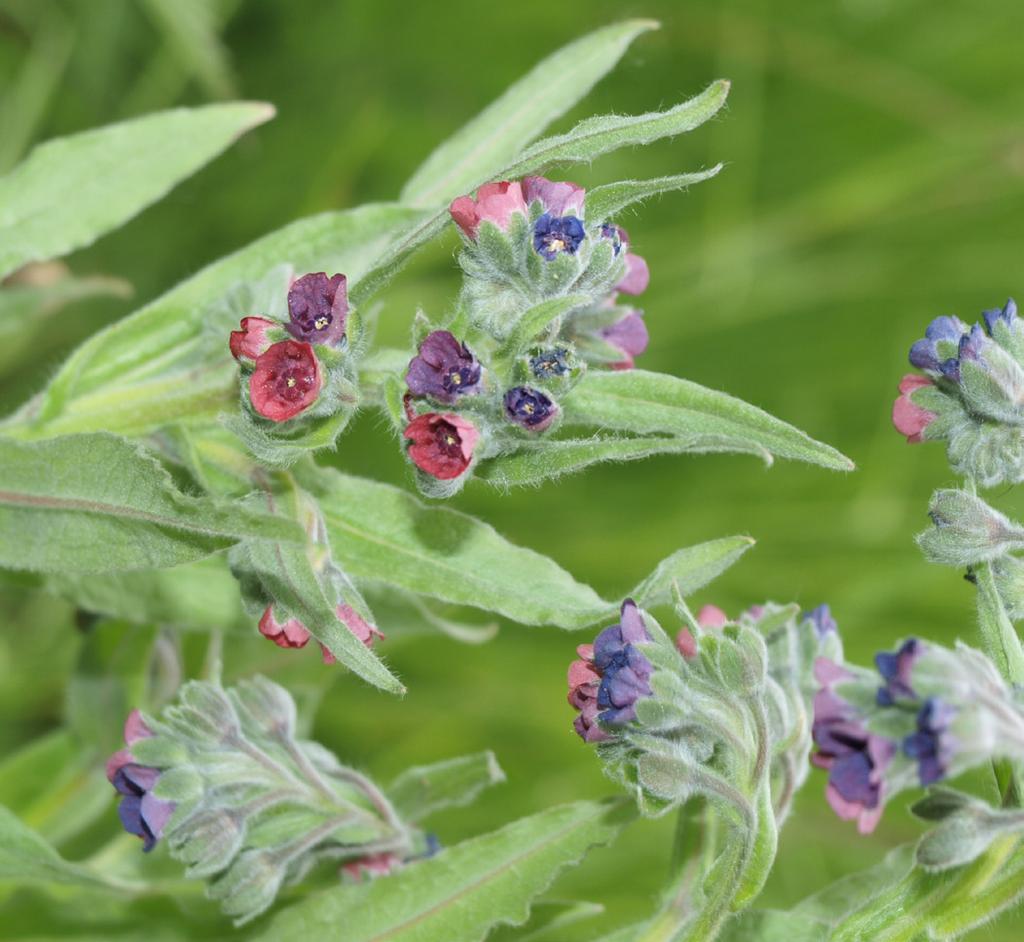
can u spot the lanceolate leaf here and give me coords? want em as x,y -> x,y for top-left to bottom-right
476,435 -> 770,489
253,799 -> 634,942
564,370 -> 854,471
630,536 -> 756,607
584,168 -> 724,223
495,294 -> 592,361
350,82 -> 729,308
0,434 -> 303,573
299,465 -> 614,628
400,19 -> 659,208
387,752 -> 506,824
0,102 -> 272,279
2,204 -> 427,439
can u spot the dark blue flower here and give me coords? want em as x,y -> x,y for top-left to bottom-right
803,603 -> 838,638
600,223 -> 625,255
875,638 -> 922,706
530,347 -> 571,380
533,213 -> 585,260
590,600 -> 653,728
111,764 -> 174,852
983,298 -> 1018,336
406,331 -> 482,404
503,386 -> 558,431
903,698 -> 957,785
909,315 -> 966,374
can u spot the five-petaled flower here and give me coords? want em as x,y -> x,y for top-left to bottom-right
533,213 -> 585,260
406,331 -> 482,404
503,386 -> 558,431
449,181 -> 527,239
249,340 -> 323,422
404,412 -> 480,479
106,710 -> 175,852
287,272 -> 348,346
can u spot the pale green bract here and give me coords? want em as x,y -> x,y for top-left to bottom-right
0,102 -> 272,279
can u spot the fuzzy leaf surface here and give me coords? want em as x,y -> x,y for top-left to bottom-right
0,434 -> 303,573
0,102 -> 272,279
564,370 -> 854,471
253,799 -> 632,942
583,167 -> 723,222
387,752 -> 506,824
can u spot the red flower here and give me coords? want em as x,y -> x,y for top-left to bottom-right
259,603 -> 385,665
249,340 -> 322,422
404,413 -> 480,480
229,316 -> 276,362
892,374 -> 936,443
449,181 -> 527,239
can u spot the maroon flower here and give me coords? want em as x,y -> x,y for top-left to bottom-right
892,374 -> 936,444
106,710 -> 175,852
449,181 -> 527,239
259,603 -> 384,665
287,272 -> 348,346
229,316 -> 276,363
567,644 -> 608,743
406,331 -> 482,404
404,412 -> 480,480
249,340 -> 323,422
341,851 -> 402,882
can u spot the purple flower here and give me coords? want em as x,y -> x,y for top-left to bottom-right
909,315 -> 965,373
983,298 -> 1017,336
533,213 -> 585,260
600,311 -> 649,370
802,603 -> 838,638
287,272 -> 348,346
600,223 -> 626,255
570,600 -> 654,740
504,386 -> 558,431
406,331 -> 482,404
522,176 -> 585,217
812,659 -> 896,834
529,347 -> 572,380
903,698 -> 958,785
616,253 -> 650,296
875,638 -> 923,706
106,710 -> 175,852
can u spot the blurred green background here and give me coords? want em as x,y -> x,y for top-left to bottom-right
2,0 -> 1024,938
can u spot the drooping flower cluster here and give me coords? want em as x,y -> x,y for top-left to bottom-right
399,175 -> 656,489
892,298 -> 1024,485
228,268 -> 360,438
811,635 -> 1024,832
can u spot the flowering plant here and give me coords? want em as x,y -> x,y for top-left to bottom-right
2,14 -> 1021,942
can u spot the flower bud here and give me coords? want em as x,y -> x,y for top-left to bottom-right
917,489 -> 1024,567
449,181 -> 527,239
229,316 -> 277,363
892,374 -> 936,443
503,386 -> 558,432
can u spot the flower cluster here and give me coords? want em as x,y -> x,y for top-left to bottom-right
812,636 -> 1024,832
892,298 -> 1024,485
399,176 -> 656,489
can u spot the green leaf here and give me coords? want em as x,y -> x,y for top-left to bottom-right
0,274 -> 132,376
350,82 -> 729,308
300,465 -> 615,628
0,102 -> 272,280
400,19 -> 659,208
140,0 -> 236,99
583,168 -> 724,222
253,799 -> 633,942
2,204 -> 427,439
0,433 -> 303,573
0,803 -> 127,890
716,910 -> 830,942
630,536 -> 755,607
488,900 -> 605,942
387,752 -> 506,824
564,370 -> 854,471
476,435 -> 770,489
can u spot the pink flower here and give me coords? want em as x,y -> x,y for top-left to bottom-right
675,604 -> 729,658
249,339 -> 323,422
449,181 -> 527,239
259,604 -> 385,665
521,176 -> 585,217
341,851 -> 402,882
601,311 -> 649,370
892,374 -> 936,443
229,316 -> 276,362
616,253 -> 650,295
567,643 -> 610,743
404,412 -> 480,480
